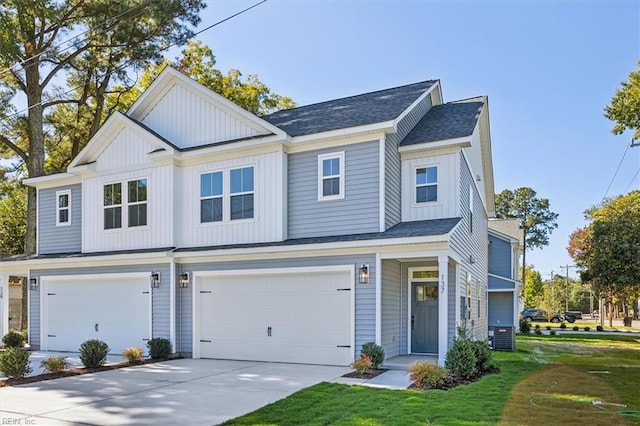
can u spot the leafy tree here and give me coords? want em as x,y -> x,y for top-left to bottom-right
522,265 -> 543,308
495,187 -> 559,289
0,180 -> 26,255
568,191 -> 640,324
0,0 -> 206,253
535,275 -> 563,320
605,61 -> 640,140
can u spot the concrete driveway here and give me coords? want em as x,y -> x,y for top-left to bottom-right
0,359 -> 351,425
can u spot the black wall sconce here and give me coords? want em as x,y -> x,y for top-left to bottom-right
179,272 -> 190,288
29,277 -> 39,291
150,272 -> 160,288
359,264 -> 369,284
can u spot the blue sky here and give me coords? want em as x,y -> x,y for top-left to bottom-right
190,0 -> 639,279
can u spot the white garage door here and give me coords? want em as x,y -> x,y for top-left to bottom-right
42,276 -> 151,354
196,268 -> 353,366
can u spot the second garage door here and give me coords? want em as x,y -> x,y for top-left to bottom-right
195,267 -> 353,366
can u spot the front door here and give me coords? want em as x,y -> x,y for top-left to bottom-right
411,281 -> 438,353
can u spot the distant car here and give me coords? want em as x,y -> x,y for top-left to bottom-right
521,308 -> 565,323
592,310 -> 600,319
563,311 -> 582,323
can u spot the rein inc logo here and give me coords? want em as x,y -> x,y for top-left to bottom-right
1,418 -> 35,425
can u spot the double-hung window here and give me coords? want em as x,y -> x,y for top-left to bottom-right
230,167 -> 254,220
104,183 -> 122,229
200,171 -> 223,223
128,179 -> 147,227
318,152 -> 344,200
56,190 -> 71,226
415,166 -> 437,203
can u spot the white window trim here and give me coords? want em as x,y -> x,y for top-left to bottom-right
103,182 -> 123,231
413,165 -> 438,205
127,178 -> 148,228
102,176 -> 149,231
318,151 -> 345,201
55,189 -> 71,227
199,164 -> 256,225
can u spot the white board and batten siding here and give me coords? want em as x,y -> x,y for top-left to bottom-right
179,150 -> 286,247
401,151 -> 460,222
139,83 -> 268,149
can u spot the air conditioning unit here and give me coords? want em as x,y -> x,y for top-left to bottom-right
488,326 -> 515,351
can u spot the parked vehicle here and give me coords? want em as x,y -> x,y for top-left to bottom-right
521,308 -> 565,323
563,311 -> 582,323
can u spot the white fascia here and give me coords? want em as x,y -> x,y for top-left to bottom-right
23,173 -> 81,189
290,121 -> 395,145
393,80 -> 441,127
398,136 -> 472,154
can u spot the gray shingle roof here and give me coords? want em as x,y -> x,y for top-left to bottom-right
400,98 -> 485,146
262,81 -> 437,137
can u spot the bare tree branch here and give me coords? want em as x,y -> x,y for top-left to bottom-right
0,134 -> 28,163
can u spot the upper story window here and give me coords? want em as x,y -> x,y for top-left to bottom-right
200,166 -> 255,223
318,151 -> 345,201
104,183 -> 122,229
415,166 -> 437,203
56,190 -> 71,226
128,179 -> 147,227
201,171 -> 223,223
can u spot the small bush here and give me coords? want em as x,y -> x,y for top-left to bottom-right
560,322 -> 567,329
445,328 -> 477,379
584,326 -> 591,331
534,324 -> 540,330
41,356 -> 70,373
0,347 -> 32,378
572,326 -> 579,331
546,326 -> 551,330
550,330 -> 556,336
147,338 -> 172,359
407,361 -> 447,387
123,347 -> 144,364
351,354 -> 372,374
2,330 -> 25,348
519,317 -> 531,334
596,325 -> 604,332
471,340 -> 492,372
361,342 -> 385,369
534,328 -> 542,335
79,339 -> 110,368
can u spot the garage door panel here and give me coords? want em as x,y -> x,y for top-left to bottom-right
198,270 -> 352,365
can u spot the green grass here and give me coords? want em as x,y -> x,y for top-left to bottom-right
223,334 -> 640,425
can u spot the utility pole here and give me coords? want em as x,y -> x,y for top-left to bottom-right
559,264 -> 576,312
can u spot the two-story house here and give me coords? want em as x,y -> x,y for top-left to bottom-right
0,67 -> 495,366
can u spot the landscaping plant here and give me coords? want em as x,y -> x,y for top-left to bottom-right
519,317 -> 530,334
584,326 -> 591,331
572,326 -> 579,331
79,339 -> 110,368
350,354 -> 373,374
123,347 -> 144,364
560,322 -> 567,329
2,330 -> 25,348
147,338 -> 172,359
360,342 -> 385,369
407,361 -> 447,387
0,347 -> 32,378
445,328 -> 477,378
471,340 -> 492,372
41,356 -> 70,373
597,325 -> 604,332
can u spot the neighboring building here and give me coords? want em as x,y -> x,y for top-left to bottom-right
487,219 -> 523,350
0,67 -> 495,366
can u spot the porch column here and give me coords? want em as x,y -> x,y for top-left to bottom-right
438,255 -> 449,366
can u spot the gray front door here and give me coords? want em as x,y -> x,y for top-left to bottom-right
411,281 -> 438,354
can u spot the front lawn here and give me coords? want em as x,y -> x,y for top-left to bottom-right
223,334 -> 640,425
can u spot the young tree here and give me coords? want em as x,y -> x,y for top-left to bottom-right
605,61 -> 640,139
522,265 -> 543,308
0,0 -> 205,253
495,187 -> 559,289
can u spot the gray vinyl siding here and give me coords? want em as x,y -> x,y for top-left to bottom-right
38,184 -> 82,254
489,292 -> 514,326
385,94 -> 433,229
178,254 -> 376,358
448,262 -> 457,349
489,234 -> 512,277
29,264 -> 170,351
489,275 -> 516,290
449,154 -> 489,341
381,259 -> 401,358
288,141 -> 380,238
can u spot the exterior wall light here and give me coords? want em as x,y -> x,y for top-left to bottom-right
179,272 -> 190,288
151,272 -> 160,288
29,277 -> 39,291
359,264 -> 369,284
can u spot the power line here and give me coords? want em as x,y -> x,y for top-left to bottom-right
623,166 -> 640,194
602,142 -> 630,201
1,0 -> 268,124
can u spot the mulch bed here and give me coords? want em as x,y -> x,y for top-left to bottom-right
408,366 -> 501,391
0,357 -> 176,388
342,368 -> 388,379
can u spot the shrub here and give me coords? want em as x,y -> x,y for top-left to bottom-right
79,339 -> 110,368
534,328 -> 542,335
445,328 -> 477,379
572,326 -> 579,331
2,330 -> 25,348
546,326 -> 551,331
534,324 -> 540,330
123,347 -> 144,364
41,356 -> 70,373
361,342 -> 385,369
584,326 -> 591,331
147,338 -> 172,359
471,340 -> 492,372
519,317 -> 531,334
560,322 -> 567,329
351,355 -> 372,374
407,361 -> 447,387
596,325 -> 604,332
0,347 -> 32,378
550,330 -> 556,336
